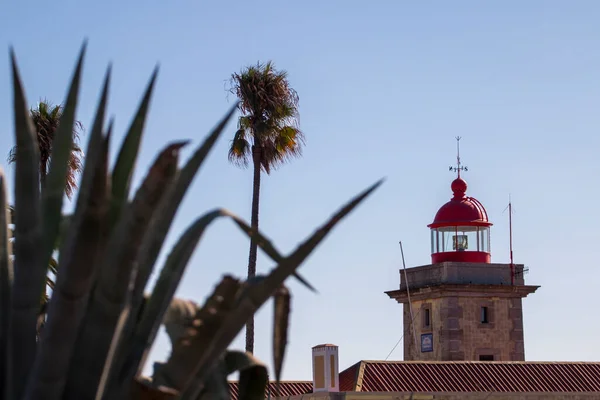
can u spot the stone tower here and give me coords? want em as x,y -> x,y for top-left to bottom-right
386,141 -> 539,362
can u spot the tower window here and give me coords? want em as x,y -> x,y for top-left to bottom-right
481,306 -> 489,324
423,308 -> 431,328
479,354 -> 494,361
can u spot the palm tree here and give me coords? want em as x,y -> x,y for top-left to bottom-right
8,100 -> 84,199
228,61 -> 304,353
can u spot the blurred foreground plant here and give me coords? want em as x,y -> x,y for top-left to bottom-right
0,43 -> 381,400
6,99 -> 84,324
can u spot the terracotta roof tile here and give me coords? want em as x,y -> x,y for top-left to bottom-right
339,361 -> 360,391
230,361 -> 600,398
229,381 -> 312,400
344,361 -> 600,393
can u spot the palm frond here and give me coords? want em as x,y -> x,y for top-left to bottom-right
7,148 -> 16,164
272,102 -> 300,130
7,100 -> 84,199
228,61 -> 303,171
229,61 -> 298,120
228,129 -> 251,168
238,116 -> 252,131
65,145 -> 84,199
31,100 -> 60,165
260,126 -> 304,174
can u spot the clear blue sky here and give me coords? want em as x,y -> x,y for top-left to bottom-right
1,1 -> 599,381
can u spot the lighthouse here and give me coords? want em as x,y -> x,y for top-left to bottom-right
428,176 -> 491,264
386,138 -> 539,362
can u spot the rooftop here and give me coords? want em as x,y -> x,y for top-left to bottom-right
341,361 -> 600,393
229,380 -> 312,399
229,360 -> 600,399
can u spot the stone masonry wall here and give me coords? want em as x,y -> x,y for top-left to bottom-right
403,299 -> 444,360
404,295 -> 525,361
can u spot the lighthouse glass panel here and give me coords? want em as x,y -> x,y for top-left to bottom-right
432,226 -> 489,253
431,229 -> 442,253
478,226 -> 490,253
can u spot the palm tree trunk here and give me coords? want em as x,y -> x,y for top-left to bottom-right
245,144 -> 261,354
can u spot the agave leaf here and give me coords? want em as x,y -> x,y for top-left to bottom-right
178,179 -> 383,397
194,361 -> 230,400
186,351 -> 268,400
9,47 -> 44,399
119,207 -> 293,387
189,352 -> 268,400
65,141 -> 184,399
257,179 -> 383,300
129,103 -> 238,327
94,265 -> 138,400
150,275 -> 241,392
228,215 -> 316,293
40,43 -> 86,281
114,104 -> 237,383
177,280 -> 273,400
109,67 -> 158,229
131,380 -> 178,400
26,68 -> 111,400
0,169 -> 14,400
56,214 -> 72,250
272,285 -> 290,394
225,351 -> 268,400
120,209 -> 229,386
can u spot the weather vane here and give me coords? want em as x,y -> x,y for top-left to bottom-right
449,136 -> 468,177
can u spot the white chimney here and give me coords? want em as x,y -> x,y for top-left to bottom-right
311,344 -> 339,392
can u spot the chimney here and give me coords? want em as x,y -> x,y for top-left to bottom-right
311,344 -> 339,392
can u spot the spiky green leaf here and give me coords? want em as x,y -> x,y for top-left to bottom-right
183,351 -> 269,400
40,43 -> 86,282
193,360 -> 230,400
118,205 -> 297,387
151,276 -> 241,396
130,102 -> 238,314
65,140 -> 183,399
272,285 -> 290,393
122,209 -> 228,386
110,67 -> 158,229
95,263 -> 138,400
9,47 -> 44,399
228,215 -> 316,292
112,104 -> 238,384
27,66 -> 111,400
0,168 -> 13,400
179,179 -> 383,396
225,351 -> 268,400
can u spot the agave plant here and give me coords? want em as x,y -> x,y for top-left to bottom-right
0,42 -> 381,400
6,99 -> 85,324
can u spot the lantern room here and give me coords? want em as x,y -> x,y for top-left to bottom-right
427,177 -> 492,264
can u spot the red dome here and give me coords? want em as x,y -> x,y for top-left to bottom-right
427,178 -> 491,229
